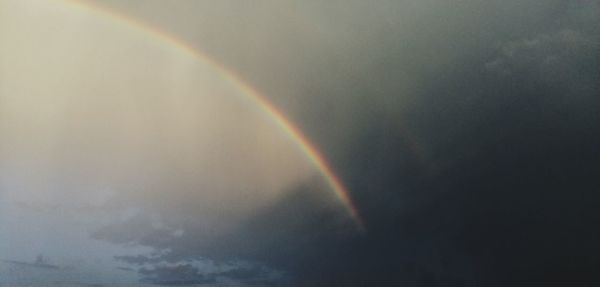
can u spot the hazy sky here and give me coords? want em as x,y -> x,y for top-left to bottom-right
1,0 -> 600,286
0,1 -> 327,285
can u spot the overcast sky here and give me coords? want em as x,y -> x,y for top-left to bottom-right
1,0 -> 599,286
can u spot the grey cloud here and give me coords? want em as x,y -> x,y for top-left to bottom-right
115,254 -> 165,266
486,29 -> 597,81
139,264 -> 215,286
67,283 -> 105,287
123,257 -> 284,286
216,266 -> 285,286
92,213 -> 178,248
117,266 -> 135,272
486,0 -> 599,79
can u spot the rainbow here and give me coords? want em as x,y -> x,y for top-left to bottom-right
61,0 -> 366,232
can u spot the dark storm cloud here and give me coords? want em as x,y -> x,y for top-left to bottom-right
136,263 -> 284,287
138,264 -> 215,286
306,1 -> 599,285
85,0 -> 600,286
92,213 -> 181,248
246,1 -> 600,286
216,266 -> 286,286
114,254 -> 165,266
114,254 -> 283,286
68,283 -> 105,287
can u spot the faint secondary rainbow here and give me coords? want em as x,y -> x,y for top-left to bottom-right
62,0 -> 366,232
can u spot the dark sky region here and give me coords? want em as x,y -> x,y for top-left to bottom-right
2,0 -> 599,286
85,0 -> 600,286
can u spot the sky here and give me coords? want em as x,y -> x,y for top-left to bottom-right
1,0 -> 599,286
